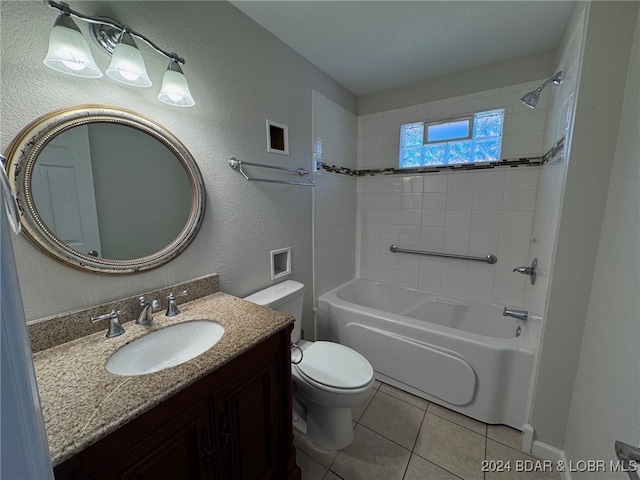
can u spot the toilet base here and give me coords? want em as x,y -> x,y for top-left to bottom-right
293,391 -> 354,451
307,404 -> 354,451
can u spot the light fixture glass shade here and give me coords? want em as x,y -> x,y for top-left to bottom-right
157,62 -> 195,107
43,14 -> 102,78
105,31 -> 152,87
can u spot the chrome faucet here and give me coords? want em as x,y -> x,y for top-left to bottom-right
503,307 -> 528,322
91,309 -> 125,337
136,296 -> 161,325
166,290 -> 188,317
513,258 -> 538,285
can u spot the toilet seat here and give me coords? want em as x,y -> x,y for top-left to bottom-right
295,341 -> 373,390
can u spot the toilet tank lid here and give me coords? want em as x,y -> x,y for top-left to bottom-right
244,280 -> 304,308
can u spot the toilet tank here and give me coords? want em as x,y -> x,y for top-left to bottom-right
244,281 -> 304,342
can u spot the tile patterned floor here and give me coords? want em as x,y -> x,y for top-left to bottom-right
294,381 -> 560,480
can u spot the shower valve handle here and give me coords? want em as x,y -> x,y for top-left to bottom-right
513,258 -> 538,285
513,266 -> 534,275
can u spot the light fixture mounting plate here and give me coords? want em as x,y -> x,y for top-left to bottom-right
90,18 -> 122,55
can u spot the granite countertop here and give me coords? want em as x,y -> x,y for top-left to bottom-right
32,292 -> 293,467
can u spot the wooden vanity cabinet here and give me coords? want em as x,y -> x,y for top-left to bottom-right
53,327 -> 301,480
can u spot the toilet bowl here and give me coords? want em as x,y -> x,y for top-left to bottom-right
244,280 -> 374,451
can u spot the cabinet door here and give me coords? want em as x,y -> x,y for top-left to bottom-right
87,398 -> 214,480
213,351 -> 283,480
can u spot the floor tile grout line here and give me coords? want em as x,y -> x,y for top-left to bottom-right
402,407 -> 429,480
377,382 -> 492,437
409,449 -> 466,480
376,385 -> 430,412
410,406 -> 429,452
326,468 -> 345,480
357,423 -> 414,455
486,436 -> 541,460
483,431 -> 488,480
426,407 -> 490,438
485,428 -> 529,451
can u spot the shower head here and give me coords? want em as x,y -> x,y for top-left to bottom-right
521,71 -> 563,109
521,90 -> 541,109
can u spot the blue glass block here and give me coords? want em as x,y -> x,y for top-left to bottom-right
401,146 -> 423,168
401,123 -> 424,147
447,140 -> 473,164
473,110 -> 504,138
473,139 -> 502,162
423,143 -> 447,165
315,138 -> 323,160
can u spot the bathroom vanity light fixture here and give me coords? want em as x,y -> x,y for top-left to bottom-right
42,0 -> 195,107
520,71 -> 563,109
104,29 -> 152,88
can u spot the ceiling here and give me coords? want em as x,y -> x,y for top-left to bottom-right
231,1 -> 575,96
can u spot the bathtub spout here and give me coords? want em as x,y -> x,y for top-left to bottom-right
503,307 -> 528,321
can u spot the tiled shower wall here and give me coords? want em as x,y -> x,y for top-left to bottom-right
356,169 -> 539,307
312,91 -> 357,302
356,81 -> 549,307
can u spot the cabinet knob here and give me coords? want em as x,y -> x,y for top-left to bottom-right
202,430 -> 213,465
218,414 -> 231,451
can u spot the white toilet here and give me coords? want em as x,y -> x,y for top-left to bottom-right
245,280 -> 374,451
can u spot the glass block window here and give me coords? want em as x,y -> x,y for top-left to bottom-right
426,118 -> 472,143
399,109 -> 504,167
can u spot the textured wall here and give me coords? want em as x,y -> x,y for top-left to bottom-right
522,2 -> 587,429
562,8 -> 640,476
0,0 -> 355,335
529,1 -> 639,448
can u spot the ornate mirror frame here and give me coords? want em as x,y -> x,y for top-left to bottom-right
4,105 -> 206,274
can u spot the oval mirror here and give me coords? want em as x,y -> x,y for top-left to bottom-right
3,105 -> 205,274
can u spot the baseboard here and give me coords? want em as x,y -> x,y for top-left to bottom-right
532,440 -> 572,480
522,424 -> 535,453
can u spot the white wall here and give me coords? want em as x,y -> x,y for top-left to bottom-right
0,0 -> 356,333
522,3 -> 587,427
562,8 -> 640,476
529,1 -> 639,448
358,50 -> 555,116
355,81 -> 548,306
88,123 -> 191,259
312,91 -> 357,307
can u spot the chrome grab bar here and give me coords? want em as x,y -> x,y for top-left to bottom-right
228,157 -> 314,187
389,244 -> 497,264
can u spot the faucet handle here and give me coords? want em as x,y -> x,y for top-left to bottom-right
167,290 -> 188,301
91,309 -> 125,338
166,290 -> 188,317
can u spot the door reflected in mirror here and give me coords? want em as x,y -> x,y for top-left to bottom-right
32,123 -> 192,260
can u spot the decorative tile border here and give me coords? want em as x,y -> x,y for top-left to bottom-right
315,163 -> 359,176
28,274 -> 219,352
541,137 -> 565,164
316,137 -> 565,178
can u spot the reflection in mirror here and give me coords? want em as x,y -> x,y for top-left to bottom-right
32,123 -> 192,260
4,105 -> 205,274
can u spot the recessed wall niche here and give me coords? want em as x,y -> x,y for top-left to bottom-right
270,247 -> 291,280
266,119 -> 289,155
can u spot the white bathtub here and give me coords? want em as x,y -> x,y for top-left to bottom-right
317,279 -> 534,429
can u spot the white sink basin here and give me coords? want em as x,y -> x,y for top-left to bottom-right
106,321 -> 225,376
